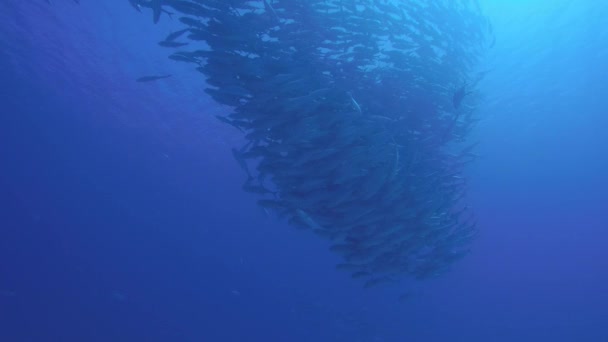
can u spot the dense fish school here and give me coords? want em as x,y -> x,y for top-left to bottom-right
130,0 -> 491,289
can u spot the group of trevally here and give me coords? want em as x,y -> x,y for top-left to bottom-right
51,0 -> 493,295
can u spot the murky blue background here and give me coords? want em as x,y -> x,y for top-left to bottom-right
1,1 -> 606,341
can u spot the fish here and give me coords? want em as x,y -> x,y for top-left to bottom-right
128,0 -> 142,12
348,92 -> 362,113
158,41 -> 188,48
452,84 -> 471,109
231,147 -> 253,180
214,115 -> 245,133
242,179 -> 276,196
136,74 -> 172,82
151,0 -> 162,23
295,209 -> 323,230
137,0 -> 489,293
263,0 -> 280,21
163,28 -> 191,42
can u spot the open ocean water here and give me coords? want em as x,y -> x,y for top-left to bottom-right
0,1 -> 607,341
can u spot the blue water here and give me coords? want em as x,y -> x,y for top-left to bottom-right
1,1 -> 607,341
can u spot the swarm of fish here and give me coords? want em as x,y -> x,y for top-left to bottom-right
129,0 -> 492,288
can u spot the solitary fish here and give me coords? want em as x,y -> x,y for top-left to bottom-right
231,148 -> 253,179
158,41 -> 188,48
263,0 -> 279,21
128,0 -> 142,12
452,84 -> 472,109
348,92 -> 362,113
151,0 -> 162,23
164,28 -> 191,42
295,209 -> 323,230
136,74 -> 171,82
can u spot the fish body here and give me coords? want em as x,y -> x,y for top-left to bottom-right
452,85 -> 466,109
164,28 -> 190,42
128,0 -> 142,12
158,41 -> 188,48
136,74 -> 171,82
151,0 -> 162,23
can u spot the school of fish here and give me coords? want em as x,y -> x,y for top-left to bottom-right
128,0 -> 492,289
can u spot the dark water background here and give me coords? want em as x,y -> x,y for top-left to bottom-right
0,1 -> 607,341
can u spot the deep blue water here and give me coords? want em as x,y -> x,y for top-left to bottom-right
1,1 -> 607,341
